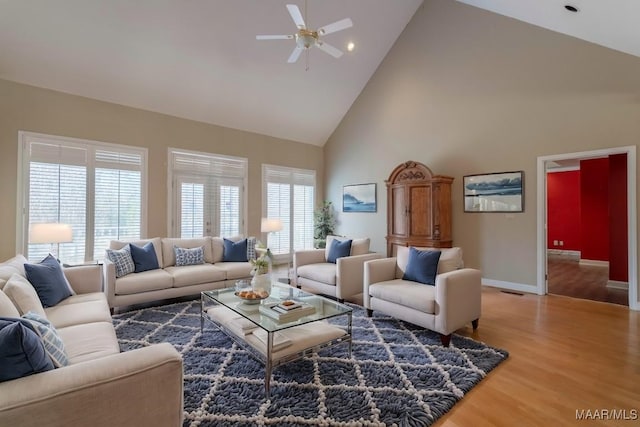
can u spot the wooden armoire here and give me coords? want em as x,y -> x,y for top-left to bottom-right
385,161 -> 454,256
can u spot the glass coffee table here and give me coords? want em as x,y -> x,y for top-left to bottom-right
200,282 -> 352,399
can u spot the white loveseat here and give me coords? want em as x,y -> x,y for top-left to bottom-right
104,236 -> 254,309
0,256 -> 184,427
364,246 -> 481,346
294,235 -> 383,302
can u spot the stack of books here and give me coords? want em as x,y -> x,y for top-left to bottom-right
259,300 -> 315,322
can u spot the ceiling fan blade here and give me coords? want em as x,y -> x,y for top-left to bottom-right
318,18 -> 353,36
316,41 -> 343,58
256,34 -> 294,40
286,4 -> 306,29
287,46 -> 303,63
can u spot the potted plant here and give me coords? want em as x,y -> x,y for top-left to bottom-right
250,254 -> 272,294
314,201 -> 336,249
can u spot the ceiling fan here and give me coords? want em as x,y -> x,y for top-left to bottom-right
256,3 -> 353,64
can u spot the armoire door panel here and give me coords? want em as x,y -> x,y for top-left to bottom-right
391,185 -> 407,236
409,185 -> 431,237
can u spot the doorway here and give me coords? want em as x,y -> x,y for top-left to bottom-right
536,146 -> 638,311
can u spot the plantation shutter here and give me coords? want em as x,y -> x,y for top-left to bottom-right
169,150 -> 247,238
263,165 -> 315,257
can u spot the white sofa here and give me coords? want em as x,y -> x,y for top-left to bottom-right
104,236 -> 254,309
294,235 -> 383,302
364,246 -> 481,346
0,256 -> 184,427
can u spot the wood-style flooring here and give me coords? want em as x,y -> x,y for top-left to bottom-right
547,254 -> 628,306
436,286 -> 639,427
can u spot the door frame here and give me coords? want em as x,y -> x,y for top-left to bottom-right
536,145 -> 638,310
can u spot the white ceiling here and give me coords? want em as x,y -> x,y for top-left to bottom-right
1,1 -> 638,146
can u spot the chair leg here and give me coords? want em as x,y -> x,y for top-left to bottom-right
366,309 -> 373,318
440,334 -> 452,347
472,318 -> 479,330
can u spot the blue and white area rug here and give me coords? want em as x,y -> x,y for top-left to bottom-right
113,301 -> 508,426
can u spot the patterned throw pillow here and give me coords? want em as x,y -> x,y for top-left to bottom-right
174,246 -> 205,266
22,311 -> 69,368
106,245 -> 135,278
246,237 -> 257,261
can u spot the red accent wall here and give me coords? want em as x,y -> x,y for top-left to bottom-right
608,154 -> 628,281
580,158 -> 609,261
547,171 -> 581,250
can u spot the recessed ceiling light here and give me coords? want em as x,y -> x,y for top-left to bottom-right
564,5 -> 579,12
347,41 -> 355,52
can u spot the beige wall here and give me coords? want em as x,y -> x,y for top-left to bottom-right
324,0 -> 640,295
0,79 -> 323,260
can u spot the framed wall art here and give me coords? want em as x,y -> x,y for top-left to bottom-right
463,171 -> 524,213
343,183 -> 377,212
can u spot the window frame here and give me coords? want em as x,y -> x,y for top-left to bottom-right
16,131 -> 148,262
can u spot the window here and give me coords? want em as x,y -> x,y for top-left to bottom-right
18,132 -> 147,263
263,165 -> 315,260
169,149 -> 247,238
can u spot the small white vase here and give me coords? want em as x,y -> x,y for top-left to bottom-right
251,273 -> 272,295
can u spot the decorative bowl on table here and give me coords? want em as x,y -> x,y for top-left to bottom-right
234,289 -> 269,304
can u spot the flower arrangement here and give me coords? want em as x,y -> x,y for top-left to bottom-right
250,255 -> 270,276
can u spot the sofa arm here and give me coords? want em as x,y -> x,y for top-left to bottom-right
63,264 -> 103,294
293,249 -> 326,271
434,268 -> 482,335
0,343 -> 183,427
102,259 -> 117,308
336,253 -> 384,300
363,257 -> 398,308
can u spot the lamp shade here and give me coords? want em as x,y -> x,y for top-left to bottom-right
261,218 -> 283,233
29,223 -> 73,244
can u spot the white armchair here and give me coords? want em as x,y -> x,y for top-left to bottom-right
294,236 -> 383,302
364,246 -> 481,346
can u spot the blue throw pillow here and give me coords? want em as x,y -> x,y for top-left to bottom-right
0,318 -> 54,382
403,247 -> 442,286
22,312 -> 68,368
327,239 -> 352,263
129,242 -> 160,273
223,238 -> 248,262
174,246 -> 205,266
24,254 -> 73,307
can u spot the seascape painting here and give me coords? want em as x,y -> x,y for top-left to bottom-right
343,183 -> 376,212
463,171 -> 523,212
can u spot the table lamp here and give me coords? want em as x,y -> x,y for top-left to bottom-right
29,223 -> 73,261
260,218 -> 283,260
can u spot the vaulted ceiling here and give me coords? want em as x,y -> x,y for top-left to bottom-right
1,1 -> 637,146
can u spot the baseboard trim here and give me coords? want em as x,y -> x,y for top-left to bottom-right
547,249 -> 580,258
579,259 -> 609,267
606,280 -> 629,290
482,278 -> 538,295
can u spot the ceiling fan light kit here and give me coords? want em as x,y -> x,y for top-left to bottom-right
256,3 -> 353,65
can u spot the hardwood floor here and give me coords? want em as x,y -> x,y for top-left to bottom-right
548,254 -> 628,306
436,286 -> 639,427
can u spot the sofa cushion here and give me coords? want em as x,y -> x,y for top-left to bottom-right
130,242 -> 160,273
0,290 -> 20,318
0,254 -> 28,290
22,311 -> 69,368
327,239 -> 352,263
403,248 -> 441,286
164,264 -> 226,287
297,263 -> 337,286
44,298 -> 113,329
57,321 -> 120,365
24,254 -> 73,307
114,269 -> 173,295
325,235 -> 370,259
174,246 -> 205,266
395,246 -> 463,279
161,237 -> 213,266
0,318 -> 54,382
52,292 -> 108,306
105,244 -> 135,278
3,273 -> 46,317
214,262 -> 252,280
110,238 -> 164,268
223,238 -> 248,262
369,280 -> 436,314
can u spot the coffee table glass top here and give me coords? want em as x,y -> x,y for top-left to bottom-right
202,283 -> 351,333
